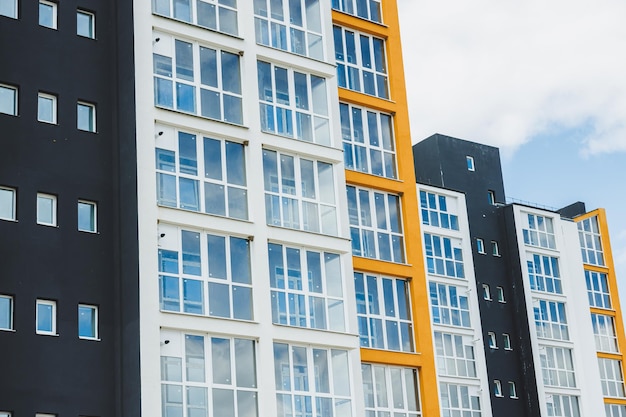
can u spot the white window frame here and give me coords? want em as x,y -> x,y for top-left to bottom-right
77,101 -> 96,132
606,403 -> 626,417
527,253 -> 562,294
534,299 -> 569,341
540,346 -> 576,388
419,190 -> 459,230
491,240 -> 500,256
153,0 -> 239,36
38,0 -> 57,29
76,9 -> 95,39
586,270 -> 611,309
78,304 -> 98,340
423,233 -> 465,279
476,238 -> 485,254
0,83 -> 18,116
482,284 -> 491,300
36,193 -> 57,226
466,156 -> 475,171
503,333 -> 512,350
0,294 -> 13,331
493,380 -> 503,397
0,186 -> 16,221
429,282 -> 471,328
35,414 -> 56,417
362,363 -> 421,416
77,200 -> 97,233
578,216 -> 605,266
546,395 -> 580,417
508,381 -> 518,399
36,299 -> 57,335
487,332 -> 497,349
0,0 -> 18,18
37,92 -> 57,124
496,286 -> 506,303
0,412 -> 12,417
433,331 -> 477,378
487,190 -> 495,205
599,358 -> 626,398
439,383 -> 481,415
592,313 -> 619,353
331,0 -> 382,23
523,213 -> 556,249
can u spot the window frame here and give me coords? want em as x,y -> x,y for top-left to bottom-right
503,333 -> 512,350
36,193 -> 57,227
487,332 -> 497,349
78,304 -> 98,340
534,299 -> 569,341
77,101 -> 96,132
77,200 -> 97,233
433,331 -> 477,378
508,381 -> 517,399
527,253 -> 562,295
0,186 -> 16,221
36,299 -> 57,335
523,213 -> 556,250
423,233 -> 465,279
487,190 -> 495,205
540,346 -> 576,388
496,286 -> 505,303
493,380 -> 503,397
419,190 -> 459,230
76,9 -> 96,39
591,313 -> 619,353
361,363 -> 421,416
0,294 -> 14,331
429,282 -> 471,328
38,0 -> 57,29
0,0 -> 17,18
0,83 -> 18,116
547,395 -> 580,417
466,156 -> 475,171
476,238 -> 485,254
152,0 -> 239,36
439,383 -> 481,415
599,358 -> 626,398
482,284 -> 491,301
585,270 -> 611,309
491,240 -> 500,256
37,92 -> 57,124
578,216 -> 605,266
332,0 -> 382,23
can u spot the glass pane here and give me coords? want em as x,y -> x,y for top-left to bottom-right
211,337 -> 232,384
235,339 -> 257,388
207,234 -> 227,278
208,282 -> 230,317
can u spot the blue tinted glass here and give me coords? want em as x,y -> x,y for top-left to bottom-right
159,250 -> 179,273
233,286 -> 252,320
182,231 -> 201,275
209,282 -> 230,317
207,234 -> 227,279
178,132 -> 197,175
78,306 -> 95,338
183,279 -> 204,314
179,177 -> 200,210
176,83 -> 196,113
160,275 -> 180,311
0,297 -> 10,329
230,237 -> 250,284
37,303 -> 53,332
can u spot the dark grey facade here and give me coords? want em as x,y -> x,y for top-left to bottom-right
413,134 -> 541,417
0,1 -> 140,416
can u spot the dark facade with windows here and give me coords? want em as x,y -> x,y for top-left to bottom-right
0,1 -> 139,416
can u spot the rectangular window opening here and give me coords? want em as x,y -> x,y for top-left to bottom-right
78,304 -> 98,339
0,294 -> 14,331
36,299 -> 57,335
39,0 -> 57,29
78,200 -> 97,232
0,84 -> 18,116
77,101 -> 96,132
77,9 -> 95,38
37,193 -> 57,226
466,156 -> 474,171
38,92 -> 57,124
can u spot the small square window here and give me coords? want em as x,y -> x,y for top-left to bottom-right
0,186 -> 16,221
77,10 -> 95,38
508,381 -> 517,398
487,331 -> 497,349
0,84 -> 17,116
487,190 -> 496,205
0,0 -> 18,18
78,200 -> 97,232
39,0 -> 57,29
466,156 -> 475,171
496,286 -> 506,303
37,193 -> 57,226
494,380 -> 502,397
492,241 -> 500,256
77,101 -> 96,132
476,238 -> 485,254
482,284 -> 491,301
78,304 -> 98,339
0,294 -> 13,330
38,92 -> 57,124
503,333 -> 512,350
36,299 -> 57,335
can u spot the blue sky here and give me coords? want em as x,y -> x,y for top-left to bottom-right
397,0 -> 626,307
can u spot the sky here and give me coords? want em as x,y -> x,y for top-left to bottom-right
397,0 -> 626,308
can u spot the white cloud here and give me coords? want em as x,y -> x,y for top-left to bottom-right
398,0 -> 626,155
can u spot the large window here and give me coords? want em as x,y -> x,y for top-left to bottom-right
439,383 -> 481,417
153,0 -> 238,36
263,149 -> 337,235
156,130 -> 248,220
159,228 -> 252,320
362,364 -> 421,417
0,186 -> 16,221
78,304 -> 98,339
0,294 -> 13,330
540,347 -> 575,388
354,273 -> 413,352
599,358 -> 626,398
527,253 -> 562,294
607,404 -> 626,417
429,282 -> 470,328
0,84 -> 17,116
37,193 -> 57,226
333,26 -> 388,99
268,243 -> 345,331
340,102 -> 396,179
253,0 -> 323,60
332,0 -> 381,23
522,213 -> 556,249
585,270 -> 611,309
257,61 -> 330,145
36,299 -> 57,335
546,395 -> 580,417
433,332 -> 476,378
591,313 -> 619,353
153,34 -> 242,124
347,186 -> 404,263
577,216 -> 605,266
160,330 -> 257,417
533,300 -> 569,341
424,234 -> 464,279
274,343 -> 352,417
419,191 -> 459,230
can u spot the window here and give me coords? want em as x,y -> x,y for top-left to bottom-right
476,238 -> 485,254
0,294 -> 13,330
503,333 -> 512,350
523,213 -> 556,249
433,332 -> 476,378
77,101 -> 96,132
36,299 -> 57,335
362,364 -> 421,416
491,241 -> 500,256
0,412 -> 11,417
487,332 -> 497,349
0,0 -> 17,18
35,414 -> 55,417
268,243 -> 346,331
159,227 -> 252,320
429,282 -> 471,328
334,26 -> 389,98
423,233 -> 464,278
419,191 -> 459,230
39,0 -> 57,29
496,286 -> 505,303
160,330 -> 258,417
493,380 -> 502,397
37,193 -> 57,226
508,381 -> 517,399
466,156 -> 474,171
546,395 -> 580,417
439,383 -> 481,417
487,190 -> 495,205
254,0 -> 323,60
592,313 -> 619,353
599,358 -> 626,398
585,270 -> 611,309
534,300 -> 569,341
355,273 -> 413,352
77,200 -> 97,232
527,253 -> 562,294
274,343 -> 353,417
577,216 -> 605,266
153,0 -> 238,36
78,304 -> 98,339
156,129 -> 248,220
77,9 -> 95,38
257,61 -> 330,144
37,92 -> 57,123
347,186 -> 404,263
153,33 -> 243,124
341,102 -> 396,179
540,346 -> 575,388
482,284 -> 491,300
607,403 -> 626,417
0,84 -> 17,116
332,0 -> 382,23
263,149 -> 337,235
0,186 -> 16,221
